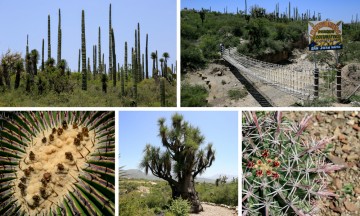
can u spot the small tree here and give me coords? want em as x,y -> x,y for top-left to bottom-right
140,113 -> 215,213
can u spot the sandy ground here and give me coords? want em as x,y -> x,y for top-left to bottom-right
190,203 -> 237,216
183,63 -> 260,107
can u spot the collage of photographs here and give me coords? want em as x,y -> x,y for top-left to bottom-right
0,0 -> 359,215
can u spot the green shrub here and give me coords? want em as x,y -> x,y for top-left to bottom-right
228,88 -> 248,100
181,84 -> 208,107
169,198 -> 190,216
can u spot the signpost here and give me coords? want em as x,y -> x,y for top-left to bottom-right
308,20 -> 343,102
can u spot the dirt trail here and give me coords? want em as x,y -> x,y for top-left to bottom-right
190,203 -> 237,216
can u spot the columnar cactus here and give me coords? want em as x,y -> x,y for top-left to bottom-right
137,23 -> 141,81
48,15 -> 51,61
78,49 -> 80,72
98,26 -> 102,74
242,111 -> 344,216
124,42 -> 128,82
111,28 -> 116,87
108,4 -> 112,81
145,34 -> 148,79
81,10 -> 87,90
57,9 -> 61,65
132,48 -> 137,100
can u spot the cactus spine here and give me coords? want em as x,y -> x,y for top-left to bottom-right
145,34 -> 148,79
81,10 -> 87,90
57,9 -> 61,65
48,15 -> 51,60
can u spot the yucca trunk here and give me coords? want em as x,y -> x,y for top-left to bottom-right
2,62 -> 10,89
176,175 -> 203,213
81,10 -> 87,90
155,50 -> 159,77
160,77 -> 165,106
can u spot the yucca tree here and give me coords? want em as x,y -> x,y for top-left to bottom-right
30,49 -> 39,77
14,58 -> 24,89
140,113 -> 215,213
159,58 -> 164,77
81,10 -> 87,90
151,52 -> 157,77
0,111 -> 115,215
163,52 -> 169,78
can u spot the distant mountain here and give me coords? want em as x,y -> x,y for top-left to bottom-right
122,169 -> 216,183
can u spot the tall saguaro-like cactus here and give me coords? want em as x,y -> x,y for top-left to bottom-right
57,9 -> 62,65
124,42 -> 128,81
137,23 -> 141,81
78,49 -> 80,72
108,4 -> 112,80
81,10 -> 87,90
98,27 -> 102,74
145,34 -> 149,79
111,28 -> 116,87
48,15 -> 51,60
132,48 -> 137,100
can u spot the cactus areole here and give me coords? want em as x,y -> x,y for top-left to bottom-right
140,113 -> 216,213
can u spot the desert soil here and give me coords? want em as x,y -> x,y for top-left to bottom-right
284,111 -> 360,215
183,62 -> 260,107
190,203 -> 237,216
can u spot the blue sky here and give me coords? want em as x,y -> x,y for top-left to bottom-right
0,0 -> 176,71
119,111 -> 238,178
181,0 -> 359,23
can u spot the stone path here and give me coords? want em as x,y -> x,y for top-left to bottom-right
190,203 -> 237,216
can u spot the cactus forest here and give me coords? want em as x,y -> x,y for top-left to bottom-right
0,4 -> 176,107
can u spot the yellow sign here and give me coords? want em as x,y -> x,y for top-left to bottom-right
308,21 -> 342,51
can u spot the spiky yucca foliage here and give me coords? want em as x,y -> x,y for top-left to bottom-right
242,111 -> 343,216
0,111 -> 115,215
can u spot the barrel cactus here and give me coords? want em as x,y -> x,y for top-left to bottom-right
0,111 -> 115,215
242,111 -> 344,216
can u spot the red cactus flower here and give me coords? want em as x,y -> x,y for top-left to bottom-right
273,161 -> 280,168
272,172 -> 279,179
262,150 -> 269,158
247,161 -> 255,168
266,170 -> 272,176
256,170 -> 263,177
256,159 -> 262,165
266,159 -> 273,164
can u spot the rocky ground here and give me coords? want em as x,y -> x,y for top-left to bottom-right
190,203 -> 237,216
182,62 -> 260,107
284,111 -> 360,216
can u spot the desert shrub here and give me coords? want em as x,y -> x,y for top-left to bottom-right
181,83 -> 208,107
228,88 -> 248,100
119,192 -> 154,216
143,188 -> 169,209
199,34 -> 220,59
181,45 -> 206,71
169,198 -> 191,216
